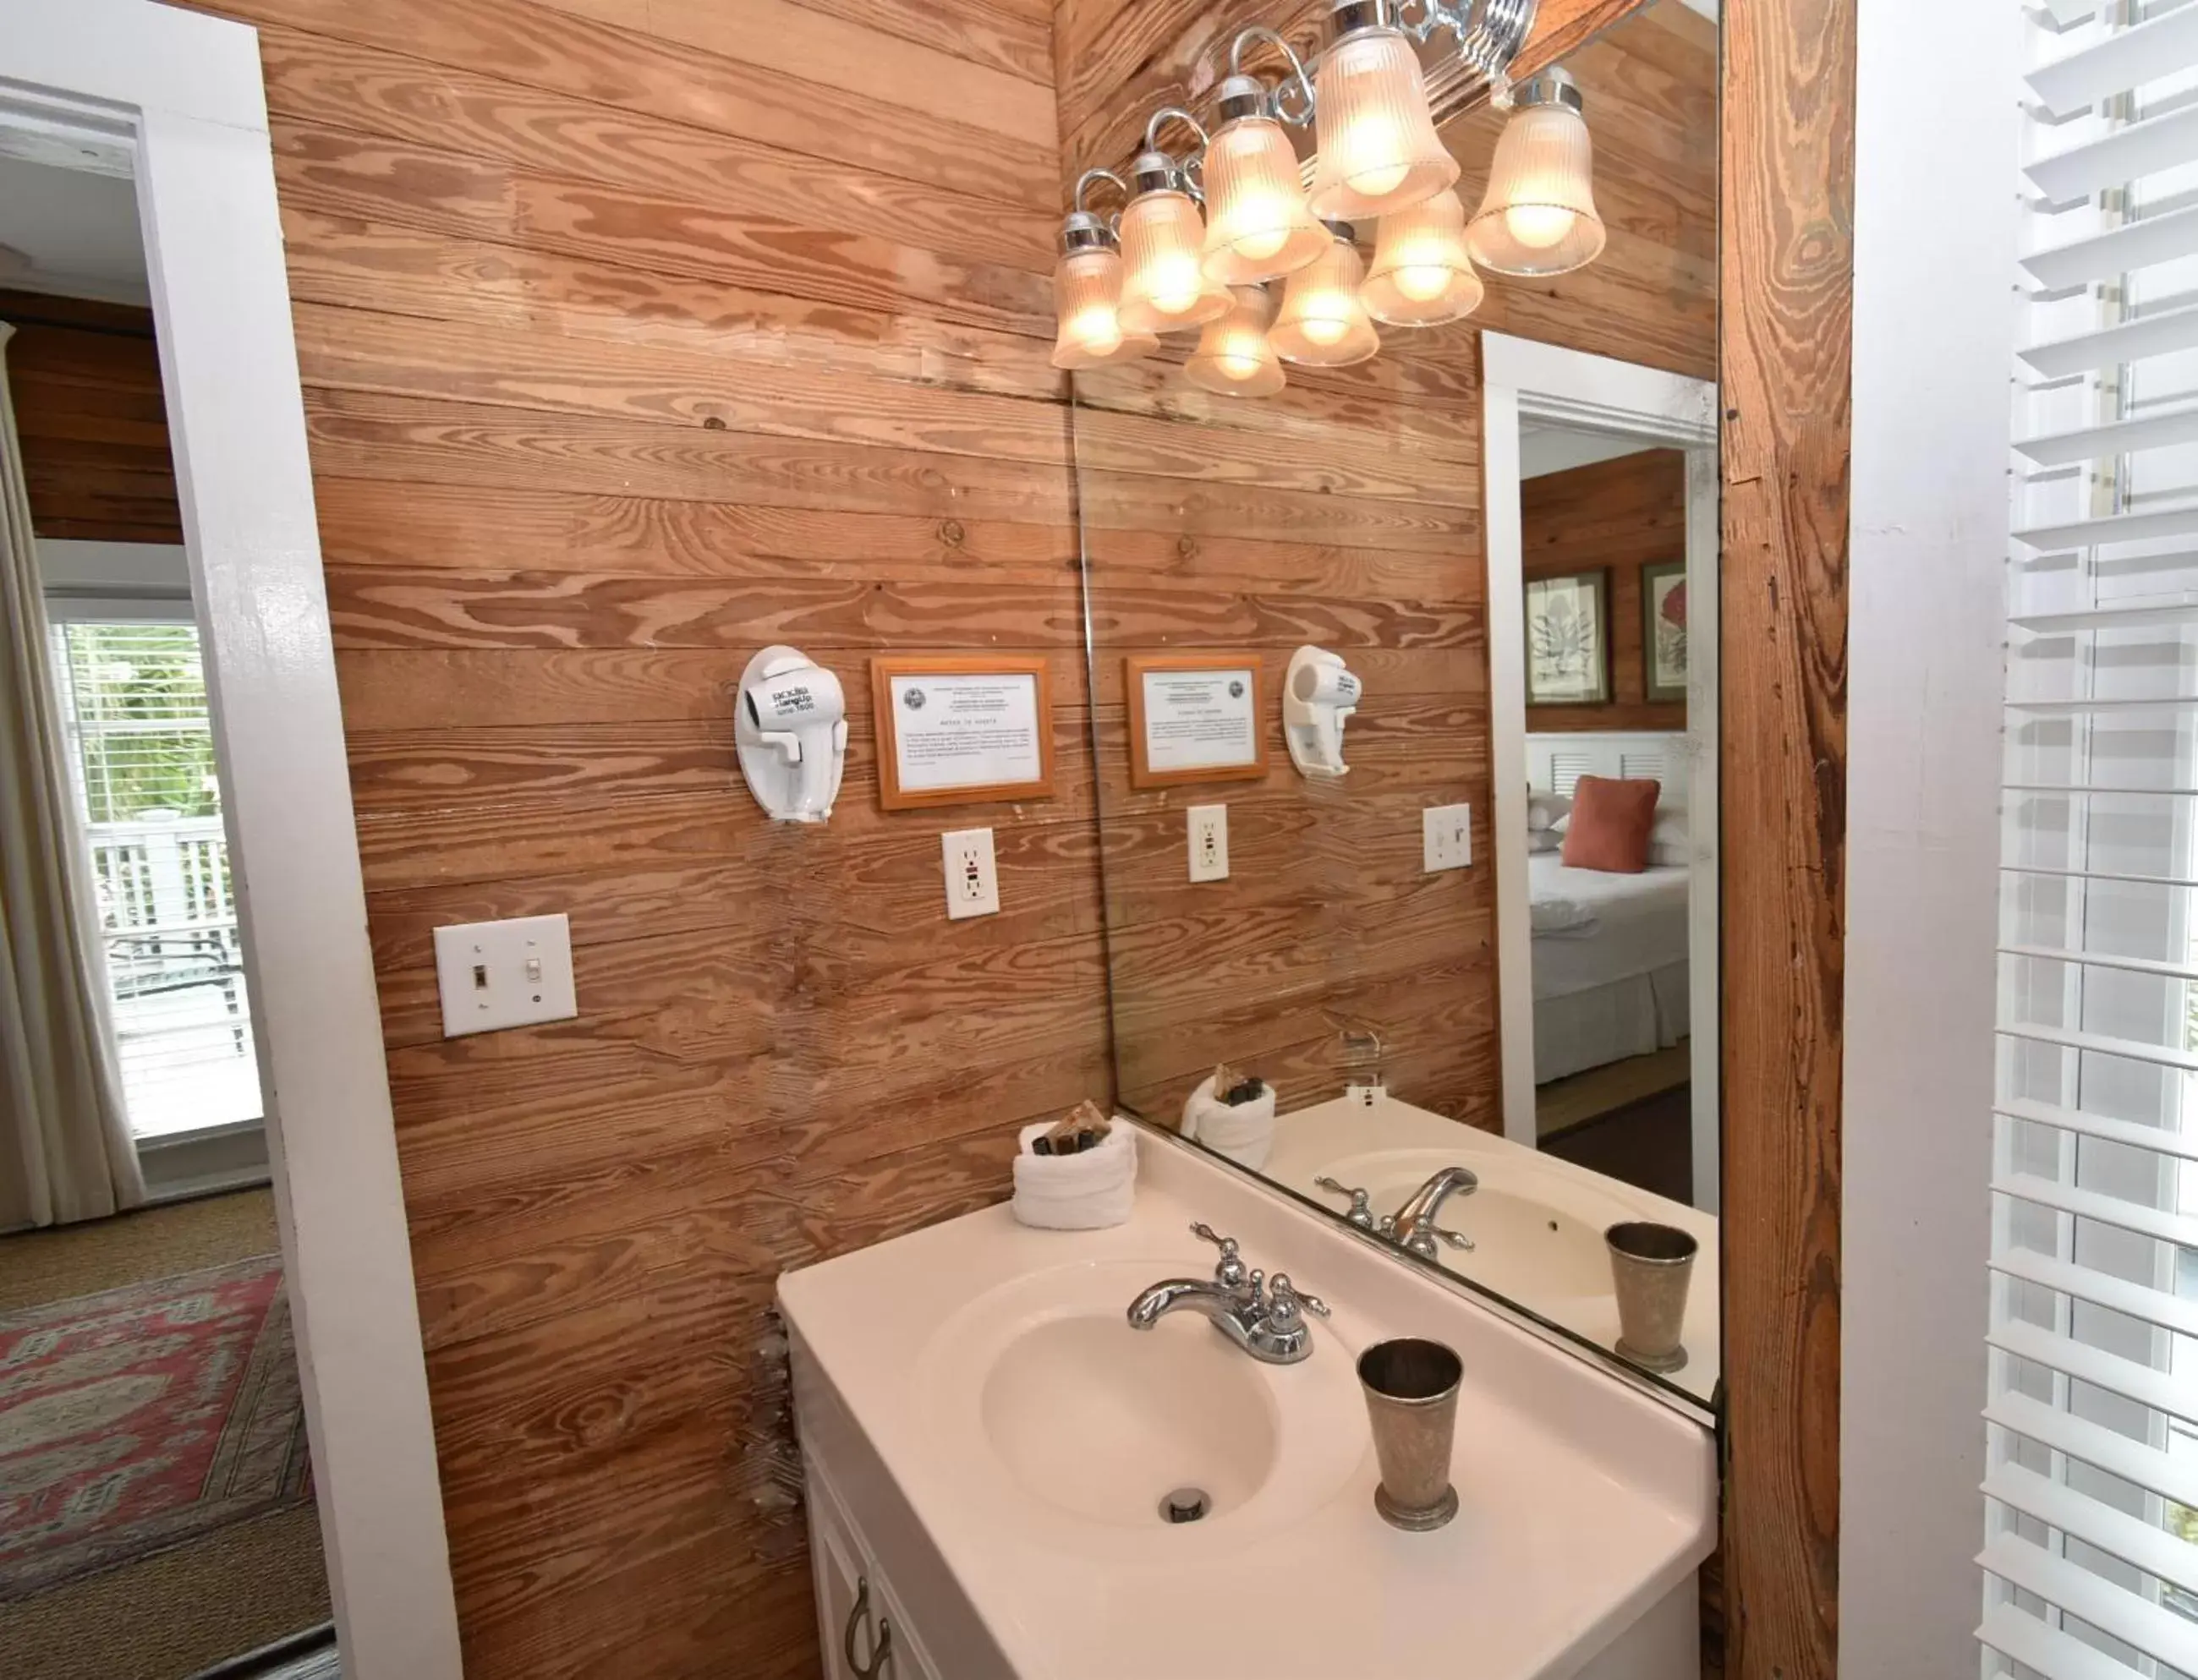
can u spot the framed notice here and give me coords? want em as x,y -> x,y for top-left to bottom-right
1126,654 -> 1267,788
870,655 -> 1055,811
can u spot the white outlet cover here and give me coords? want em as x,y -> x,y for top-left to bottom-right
1422,803 -> 1472,873
1187,803 -> 1230,882
432,913 -> 578,1037
941,827 -> 1000,919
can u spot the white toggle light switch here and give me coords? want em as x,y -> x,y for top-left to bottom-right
1422,803 -> 1472,873
1187,804 -> 1229,882
433,914 -> 578,1037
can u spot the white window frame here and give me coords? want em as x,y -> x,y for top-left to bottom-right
0,4 -> 462,1674
1480,333 -> 1722,1212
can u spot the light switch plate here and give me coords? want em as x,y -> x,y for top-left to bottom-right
432,913 -> 577,1037
942,827 -> 1000,919
1187,803 -> 1229,882
1423,803 -> 1472,872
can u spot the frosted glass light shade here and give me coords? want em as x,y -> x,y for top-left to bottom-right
1186,285 -> 1286,397
1202,116 -> 1331,284
1361,188 -> 1483,326
1118,191 -> 1232,335
1269,238 -> 1379,367
1306,28 -> 1458,222
1050,249 -> 1159,370
1466,101 -> 1607,277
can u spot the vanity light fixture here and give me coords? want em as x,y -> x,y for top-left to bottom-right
1466,66 -> 1608,277
1270,222 -> 1380,366
1305,0 -> 1458,221
1049,169 -> 1159,370
1186,284 -> 1288,397
1201,29 -> 1331,284
1361,186 -> 1483,326
1117,109 -> 1234,337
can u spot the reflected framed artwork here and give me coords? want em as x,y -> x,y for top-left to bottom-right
1642,561 -> 1688,703
1524,569 -> 1611,707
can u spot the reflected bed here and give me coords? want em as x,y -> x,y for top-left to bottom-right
1529,854 -> 1691,1085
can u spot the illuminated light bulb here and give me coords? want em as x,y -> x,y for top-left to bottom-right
1049,243 -> 1159,371
1201,107 -> 1330,284
1467,68 -> 1607,279
1306,16 -> 1456,222
1362,187 -> 1483,328
1186,285 -> 1287,397
1119,187 -> 1231,335
1269,228 -> 1380,367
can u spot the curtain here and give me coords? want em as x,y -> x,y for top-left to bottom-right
0,320 -> 146,1228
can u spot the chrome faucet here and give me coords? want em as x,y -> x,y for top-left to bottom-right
1315,1166 -> 1479,1259
1126,1223 -> 1329,1365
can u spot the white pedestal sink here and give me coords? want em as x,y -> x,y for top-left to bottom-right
780,1128 -> 1716,1680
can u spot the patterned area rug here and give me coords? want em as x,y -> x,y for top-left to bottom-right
0,1255 -> 312,1601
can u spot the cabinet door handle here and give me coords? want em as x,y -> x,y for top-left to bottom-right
844,1577 -> 894,1679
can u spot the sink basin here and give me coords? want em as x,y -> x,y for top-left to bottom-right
916,1258 -> 1367,1556
980,1312 -> 1277,1526
1317,1147 -> 1646,1305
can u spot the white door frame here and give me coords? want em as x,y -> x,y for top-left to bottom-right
0,4 -> 463,1674
1482,333 -> 1722,1212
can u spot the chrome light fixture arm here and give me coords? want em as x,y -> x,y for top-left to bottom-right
1397,0 -> 1540,103
1226,24 -> 1318,129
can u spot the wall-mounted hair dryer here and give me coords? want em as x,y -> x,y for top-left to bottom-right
734,646 -> 847,824
1283,645 -> 1361,781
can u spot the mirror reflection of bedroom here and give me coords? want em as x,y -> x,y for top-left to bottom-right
1515,429 -> 1715,1214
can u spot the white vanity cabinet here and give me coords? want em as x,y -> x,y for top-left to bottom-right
805,1450 -> 940,1680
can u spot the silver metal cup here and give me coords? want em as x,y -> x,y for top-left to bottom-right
1357,1338 -> 1463,1530
1605,1221 -> 1698,1373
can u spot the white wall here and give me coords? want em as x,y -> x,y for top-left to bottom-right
1839,0 -> 2014,1670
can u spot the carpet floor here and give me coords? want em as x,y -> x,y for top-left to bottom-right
0,1190 -> 332,1680
1541,1082 -> 1694,1205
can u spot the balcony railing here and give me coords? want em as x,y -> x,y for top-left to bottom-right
84,810 -> 262,1140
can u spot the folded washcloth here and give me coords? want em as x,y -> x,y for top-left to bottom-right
1531,895 -> 1600,936
1011,1118 -> 1137,1230
1181,1075 -> 1277,1171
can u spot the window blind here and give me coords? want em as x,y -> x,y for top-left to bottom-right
1992,3 -> 2198,1674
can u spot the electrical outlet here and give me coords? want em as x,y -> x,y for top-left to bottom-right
1346,1079 -> 1385,1108
1187,803 -> 1229,882
432,914 -> 578,1037
1422,802 -> 1472,872
941,827 -> 1000,919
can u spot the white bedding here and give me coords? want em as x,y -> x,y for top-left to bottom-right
1527,853 -> 1691,1001
1528,852 -> 1692,1085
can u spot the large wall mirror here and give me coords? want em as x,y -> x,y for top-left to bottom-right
1070,0 -> 1718,1410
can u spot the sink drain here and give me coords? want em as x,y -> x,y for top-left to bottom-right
1159,1486 -> 1211,1524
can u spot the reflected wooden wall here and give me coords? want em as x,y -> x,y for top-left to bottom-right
2,290 -> 183,544
1065,1 -> 1715,1128
1523,447 -> 1690,734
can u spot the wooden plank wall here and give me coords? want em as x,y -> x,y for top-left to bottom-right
166,1 -> 1093,1674
1066,0 -> 1713,1130
1523,447 -> 1689,733
1719,0 -> 1854,1674
1,289 -> 183,543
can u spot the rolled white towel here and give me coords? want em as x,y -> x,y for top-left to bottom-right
1180,1075 -> 1277,1172
1011,1118 -> 1137,1230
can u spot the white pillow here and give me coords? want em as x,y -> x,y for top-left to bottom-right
1527,829 -> 1561,854
1649,811 -> 1690,867
1527,791 -> 1570,833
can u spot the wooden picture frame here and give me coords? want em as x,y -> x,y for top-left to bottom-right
1642,560 -> 1689,703
1524,567 -> 1612,707
1124,654 -> 1268,789
869,654 -> 1055,811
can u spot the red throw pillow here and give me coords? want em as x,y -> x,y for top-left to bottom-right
1559,775 -> 1661,873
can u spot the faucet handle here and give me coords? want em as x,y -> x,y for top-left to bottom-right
1266,1273 -> 1329,1325
1313,1176 -> 1378,1229
1190,1222 -> 1250,1294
